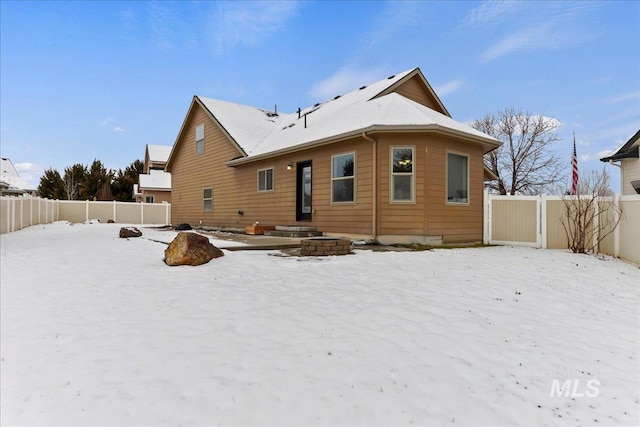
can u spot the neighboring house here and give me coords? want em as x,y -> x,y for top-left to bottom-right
166,67 -> 501,244
600,130 -> 640,195
136,144 -> 172,203
1,157 -> 37,196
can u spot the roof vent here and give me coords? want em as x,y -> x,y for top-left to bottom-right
387,74 -> 395,79
313,102 -> 320,107
333,95 -> 341,100
359,85 -> 367,90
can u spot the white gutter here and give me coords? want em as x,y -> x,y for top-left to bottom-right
226,124 -> 501,167
608,160 -> 623,195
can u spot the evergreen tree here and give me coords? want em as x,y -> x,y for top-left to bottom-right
111,159 -> 143,201
37,168 -> 65,199
84,159 -> 113,200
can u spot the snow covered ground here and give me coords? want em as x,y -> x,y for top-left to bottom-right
1,222 -> 638,426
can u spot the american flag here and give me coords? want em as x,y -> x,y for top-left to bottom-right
571,134 -> 579,195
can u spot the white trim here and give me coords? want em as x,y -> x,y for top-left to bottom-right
331,151 -> 356,204
257,167 -> 275,192
390,146 -> 415,203
203,187 -> 213,212
445,150 -> 470,206
195,124 -> 205,155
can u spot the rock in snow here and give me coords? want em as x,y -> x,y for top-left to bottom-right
119,226 -> 142,238
164,231 -> 224,266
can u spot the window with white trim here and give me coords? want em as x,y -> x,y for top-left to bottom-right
258,168 -> 274,192
391,147 -> 414,202
203,187 -> 213,211
332,152 -> 355,203
145,195 -> 155,203
447,152 -> 468,203
195,124 -> 205,155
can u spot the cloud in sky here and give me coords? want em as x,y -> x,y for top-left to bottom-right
480,22 -> 577,62
478,3 -> 596,62
148,1 -> 180,49
99,117 -> 115,127
462,0 -> 518,27
208,1 -> 298,52
15,162 -> 44,188
606,91 -> 640,104
307,66 -> 388,102
434,80 -> 463,97
114,127 -> 125,132
363,1 -> 425,50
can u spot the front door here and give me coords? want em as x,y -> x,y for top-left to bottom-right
296,161 -> 312,221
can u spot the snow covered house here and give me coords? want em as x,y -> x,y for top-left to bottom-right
166,68 -> 501,244
135,144 -> 172,203
600,129 -> 640,195
1,157 -> 37,197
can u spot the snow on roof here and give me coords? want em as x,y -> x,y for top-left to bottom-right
1,157 -> 20,178
139,169 -> 171,190
195,68 -> 500,163
1,157 -> 36,192
600,129 -> 640,161
146,145 -> 172,163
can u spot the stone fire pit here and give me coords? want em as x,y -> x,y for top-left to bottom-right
301,237 -> 352,256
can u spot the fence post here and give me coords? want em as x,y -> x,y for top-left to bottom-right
19,198 -> 23,230
483,189 -> 490,244
85,200 -> 89,222
166,203 -> 170,225
11,198 -> 16,232
593,196 -> 600,254
140,202 -> 144,225
113,200 -> 117,223
540,194 -> 548,249
613,194 -> 620,258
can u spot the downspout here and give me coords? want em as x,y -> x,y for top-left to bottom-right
362,132 -> 377,240
608,160 -> 622,194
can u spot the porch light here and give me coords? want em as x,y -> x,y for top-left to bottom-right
287,162 -> 293,170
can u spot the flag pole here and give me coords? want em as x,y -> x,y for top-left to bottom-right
571,132 -> 579,195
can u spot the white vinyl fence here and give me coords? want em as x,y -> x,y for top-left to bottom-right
484,191 -> 640,265
1,196 -> 171,234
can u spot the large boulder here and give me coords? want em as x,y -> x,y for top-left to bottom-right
164,232 -> 224,266
120,226 -> 142,238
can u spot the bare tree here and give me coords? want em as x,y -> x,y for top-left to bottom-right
560,169 -> 621,254
62,164 -> 86,200
471,108 -> 564,195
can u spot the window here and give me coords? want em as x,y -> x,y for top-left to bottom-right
391,147 -> 414,202
145,195 -> 155,203
196,124 -> 205,154
203,187 -> 213,211
447,152 -> 468,204
258,168 -> 274,192
332,152 -> 355,203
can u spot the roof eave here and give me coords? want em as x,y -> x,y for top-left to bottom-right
226,124 -> 501,166
166,96 -> 248,171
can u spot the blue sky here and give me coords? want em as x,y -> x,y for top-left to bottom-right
1,0 -> 638,192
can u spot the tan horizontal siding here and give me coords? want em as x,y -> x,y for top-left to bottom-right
170,102 -> 487,242
392,75 -> 444,114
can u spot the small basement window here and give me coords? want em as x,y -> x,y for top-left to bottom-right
203,187 -> 213,211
